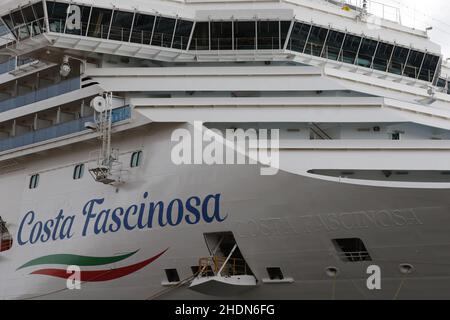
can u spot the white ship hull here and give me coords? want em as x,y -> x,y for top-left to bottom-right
1,123 -> 450,300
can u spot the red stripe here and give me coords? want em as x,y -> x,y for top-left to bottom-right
30,249 -> 168,282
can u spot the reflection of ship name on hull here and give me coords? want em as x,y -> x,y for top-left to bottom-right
236,208 -> 427,237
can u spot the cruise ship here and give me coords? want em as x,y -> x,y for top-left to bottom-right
0,0 -> 450,300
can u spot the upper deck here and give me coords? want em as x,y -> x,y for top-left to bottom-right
0,0 -> 444,85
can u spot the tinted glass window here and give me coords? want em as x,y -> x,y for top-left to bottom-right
356,38 -> 378,67
288,22 -> 311,53
304,26 -> 328,56
235,21 -> 255,50
152,16 -> 176,47
32,2 -> 45,34
65,5 -> 91,36
130,13 -> 155,44
404,50 -> 424,78
22,6 -> 37,23
341,34 -> 362,64
211,21 -> 232,50
388,46 -> 409,75
258,21 -> 279,50
419,54 -> 440,82
87,7 -> 112,39
2,14 -> 14,34
191,22 -> 209,50
173,20 -> 193,50
323,30 -> 345,60
33,2 -> 45,19
280,21 -> 291,48
372,42 -> 394,71
109,10 -> 133,41
47,1 -> 68,33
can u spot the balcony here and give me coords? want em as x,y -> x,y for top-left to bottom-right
0,105 -> 131,153
0,77 -> 80,113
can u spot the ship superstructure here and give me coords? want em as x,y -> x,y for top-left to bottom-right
0,0 -> 450,300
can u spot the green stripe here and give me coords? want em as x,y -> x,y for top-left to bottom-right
17,250 -> 139,271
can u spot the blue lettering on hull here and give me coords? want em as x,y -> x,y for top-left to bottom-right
17,193 -> 227,246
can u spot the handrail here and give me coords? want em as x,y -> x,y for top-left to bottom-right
0,77 -> 81,113
199,256 -> 249,277
0,106 -> 131,153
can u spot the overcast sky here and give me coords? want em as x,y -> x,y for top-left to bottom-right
376,0 -> 450,58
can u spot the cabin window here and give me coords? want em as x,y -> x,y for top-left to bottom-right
165,269 -> 180,283
29,174 -> 40,189
257,21 -> 280,50
191,22 -> 209,50
341,34 -> 362,64
304,26 -> 328,57
211,21 -> 233,50
234,21 -> 256,50
404,50 -> 425,78
332,238 -> 372,262
130,151 -> 143,168
109,10 -> 134,42
372,42 -> 394,72
323,30 -> 345,60
388,46 -> 410,75
356,38 -> 378,68
73,164 -> 85,180
151,16 -> 176,48
130,13 -> 155,44
0,216 -> 13,252
47,1 -> 69,33
173,20 -> 194,50
419,54 -> 440,82
289,22 -> 311,53
267,267 -> 284,280
87,7 -> 113,39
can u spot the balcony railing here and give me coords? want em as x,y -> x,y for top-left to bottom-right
0,77 -> 81,113
0,106 -> 131,153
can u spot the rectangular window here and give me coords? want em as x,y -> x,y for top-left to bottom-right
130,151 -> 143,168
323,30 -> 345,60
151,16 -> 176,47
173,20 -> 193,50
73,164 -> 85,180
332,238 -> 372,262
109,10 -> 134,42
257,21 -> 279,50
130,13 -> 155,44
87,7 -> 112,39
47,1 -> 68,33
388,46 -> 409,75
266,267 -> 284,280
211,21 -> 232,50
341,34 -> 362,64
29,174 -> 40,189
418,53 -> 440,82
404,50 -> 425,78
165,269 -> 180,283
304,26 -> 328,57
356,38 -> 378,68
234,21 -> 255,50
288,22 -> 311,53
65,5 -> 92,36
191,21 -> 209,50
280,21 -> 291,48
372,42 -> 394,71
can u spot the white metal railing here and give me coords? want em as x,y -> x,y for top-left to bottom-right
323,0 -> 401,24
